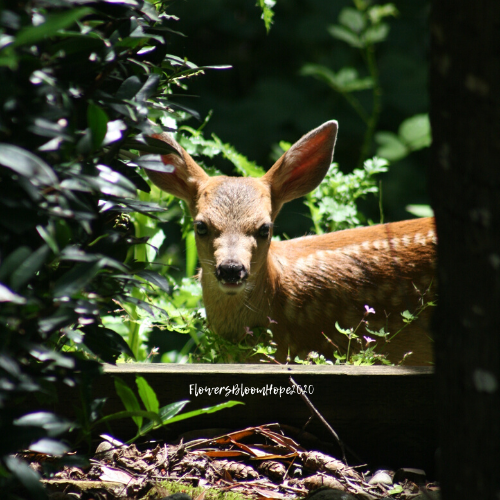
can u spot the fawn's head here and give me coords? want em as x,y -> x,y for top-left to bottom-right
146,121 -> 338,295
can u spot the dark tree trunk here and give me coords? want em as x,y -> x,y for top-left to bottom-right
429,2 -> 500,498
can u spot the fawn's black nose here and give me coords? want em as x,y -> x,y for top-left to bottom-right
216,261 -> 248,283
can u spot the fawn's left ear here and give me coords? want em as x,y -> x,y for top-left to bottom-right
262,121 -> 338,219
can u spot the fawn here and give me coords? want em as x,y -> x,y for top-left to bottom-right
146,121 -> 436,364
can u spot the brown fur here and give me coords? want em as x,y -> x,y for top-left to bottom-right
146,122 -> 436,364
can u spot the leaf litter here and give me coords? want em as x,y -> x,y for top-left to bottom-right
25,423 -> 440,500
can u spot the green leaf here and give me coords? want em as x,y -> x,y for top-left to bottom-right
97,409 -> 161,426
0,144 -> 58,186
12,7 -> 94,48
334,67 -> 374,92
210,134 -> 265,177
87,103 -> 109,150
374,131 -> 409,161
114,377 -> 143,429
398,113 -> 431,150
406,204 -> 434,218
185,230 -> 197,278
339,7 -> 366,34
136,400 -> 189,436
136,376 -> 159,413
163,400 -> 243,426
328,24 -> 364,48
368,4 -> 398,24
256,0 -> 275,32
364,23 -> 389,44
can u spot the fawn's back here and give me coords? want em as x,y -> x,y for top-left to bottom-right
146,121 -> 436,364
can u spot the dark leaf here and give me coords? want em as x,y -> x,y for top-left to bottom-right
0,145 -> 58,186
119,294 -> 157,316
4,455 -> 46,500
29,345 -> 75,369
136,270 -> 172,293
88,103 -> 109,150
14,412 -> 72,437
133,154 -> 175,172
116,75 -> 143,100
10,245 -> 51,291
122,135 -> 180,155
12,7 -> 94,47
54,261 -> 103,297
136,73 -> 160,101
83,325 -> 135,363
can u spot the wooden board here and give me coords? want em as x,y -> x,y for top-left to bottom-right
54,364 -> 436,476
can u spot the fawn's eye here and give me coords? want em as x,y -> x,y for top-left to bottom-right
258,223 -> 272,238
194,221 -> 208,236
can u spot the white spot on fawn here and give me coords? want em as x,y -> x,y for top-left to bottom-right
361,240 -> 371,251
402,235 -> 411,247
390,237 -> 400,249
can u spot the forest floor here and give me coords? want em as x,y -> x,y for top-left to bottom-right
28,423 -> 440,500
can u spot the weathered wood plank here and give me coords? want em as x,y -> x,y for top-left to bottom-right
54,364 -> 436,476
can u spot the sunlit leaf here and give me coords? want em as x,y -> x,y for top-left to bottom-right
136,376 -> 159,413
398,113 -> 431,150
114,377 -> 143,429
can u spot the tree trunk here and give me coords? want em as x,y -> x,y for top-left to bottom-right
429,2 -> 500,498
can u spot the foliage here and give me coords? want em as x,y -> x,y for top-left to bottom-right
294,286 -> 436,366
375,113 -> 431,161
255,0 -> 276,33
0,0 -> 230,495
306,156 -> 389,233
302,2 -> 397,168
110,376 -> 242,442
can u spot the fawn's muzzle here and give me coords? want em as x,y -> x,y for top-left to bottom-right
216,261 -> 248,292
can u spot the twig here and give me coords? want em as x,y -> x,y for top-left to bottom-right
289,376 -> 362,465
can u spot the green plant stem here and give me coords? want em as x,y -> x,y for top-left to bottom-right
339,89 -> 370,125
358,44 -> 382,167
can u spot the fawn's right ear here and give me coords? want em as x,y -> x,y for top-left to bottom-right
145,132 -> 209,206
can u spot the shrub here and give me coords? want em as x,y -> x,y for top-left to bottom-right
0,0 -> 210,494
